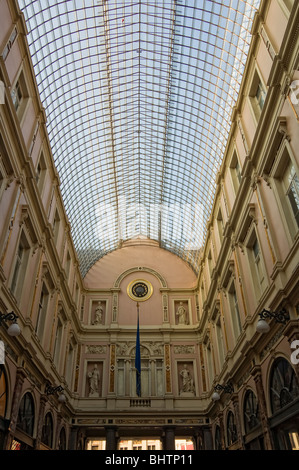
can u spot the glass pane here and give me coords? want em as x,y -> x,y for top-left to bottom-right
18,0 -> 261,276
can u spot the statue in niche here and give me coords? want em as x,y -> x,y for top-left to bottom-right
87,364 -> 100,397
180,364 -> 195,394
93,301 -> 104,325
176,302 -> 188,325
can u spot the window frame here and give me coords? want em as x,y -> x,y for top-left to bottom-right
10,230 -> 30,302
244,227 -> 268,301
248,68 -> 267,123
11,70 -> 29,122
269,140 -> 299,243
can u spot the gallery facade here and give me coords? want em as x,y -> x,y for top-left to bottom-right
0,0 -> 298,451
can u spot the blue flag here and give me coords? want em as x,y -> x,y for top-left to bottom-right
135,304 -> 141,397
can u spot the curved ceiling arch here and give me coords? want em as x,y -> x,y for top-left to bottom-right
19,0 -> 261,277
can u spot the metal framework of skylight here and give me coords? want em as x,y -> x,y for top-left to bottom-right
18,0 -> 261,277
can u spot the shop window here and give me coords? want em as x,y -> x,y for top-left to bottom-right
243,390 -> 260,433
41,412 -> 53,448
270,358 -> 299,415
17,392 -> 35,436
289,431 -> 299,450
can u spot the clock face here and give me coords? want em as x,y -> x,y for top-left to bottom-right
127,279 -> 153,301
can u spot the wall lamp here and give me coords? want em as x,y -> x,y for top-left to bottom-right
0,312 -> 21,336
256,308 -> 290,334
212,383 -> 234,401
45,384 -> 66,403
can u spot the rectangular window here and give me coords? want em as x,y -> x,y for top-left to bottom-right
65,251 -> 71,279
205,343 -> 214,388
230,150 -> 242,195
53,318 -> 63,367
11,80 -> 23,111
53,209 -> 60,244
11,72 -> 29,121
36,283 -> 49,340
249,70 -> 267,121
228,282 -> 242,340
255,81 -> 266,110
271,145 -> 299,240
65,342 -> 75,386
10,232 -> 30,301
246,230 -> 267,300
207,250 -> 213,277
285,162 -> 299,228
217,209 -> 224,243
216,318 -> 225,367
36,152 -> 47,194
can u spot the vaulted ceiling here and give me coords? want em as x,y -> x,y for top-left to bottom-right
19,0 -> 261,276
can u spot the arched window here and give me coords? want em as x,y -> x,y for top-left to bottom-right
17,392 -> 35,436
41,412 -> 53,448
0,366 -> 7,418
270,357 -> 299,414
214,425 -> 222,450
227,411 -> 237,447
243,390 -> 260,433
58,427 -> 66,450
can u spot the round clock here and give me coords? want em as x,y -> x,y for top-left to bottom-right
127,279 -> 153,302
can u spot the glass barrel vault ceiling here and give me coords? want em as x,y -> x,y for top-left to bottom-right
18,0 -> 261,277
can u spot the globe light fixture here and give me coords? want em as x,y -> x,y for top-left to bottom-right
45,384 -> 66,403
0,312 -> 21,336
256,308 -> 289,334
212,383 -> 234,401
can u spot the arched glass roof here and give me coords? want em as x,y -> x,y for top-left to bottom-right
18,0 -> 261,277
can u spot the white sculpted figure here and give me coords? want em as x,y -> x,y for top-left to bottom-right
94,301 -> 103,325
88,364 -> 100,397
180,364 -> 195,394
176,302 -> 187,325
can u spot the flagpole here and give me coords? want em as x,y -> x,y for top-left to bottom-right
135,302 -> 141,397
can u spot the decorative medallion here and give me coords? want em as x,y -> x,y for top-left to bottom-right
127,279 -> 153,302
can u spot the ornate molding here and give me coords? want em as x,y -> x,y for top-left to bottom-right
116,341 -> 164,357
86,345 -> 107,354
114,266 -> 167,288
174,345 -> 195,354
